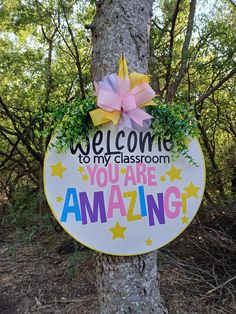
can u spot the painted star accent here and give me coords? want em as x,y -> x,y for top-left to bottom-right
120,168 -> 126,175
166,165 -> 182,182
50,161 -> 67,178
78,166 -> 85,173
56,196 -> 63,203
181,216 -> 189,224
185,137 -> 192,145
184,182 -> 200,198
146,238 -> 152,246
109,222 -> 127,240
82,174 -> 89,181
160,176 -> 166,182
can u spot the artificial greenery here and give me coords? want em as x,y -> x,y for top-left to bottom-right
43,97 -> 199,164
147,102 -> 199,165
43,96 -> 97,152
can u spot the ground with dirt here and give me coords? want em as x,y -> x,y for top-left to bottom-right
0,227 -> 98,314
1,203 -> 236,314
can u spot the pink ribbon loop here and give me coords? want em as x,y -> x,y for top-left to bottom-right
94,74 -> 155,131
97,89 -> 121,112
122,95 -> 136,112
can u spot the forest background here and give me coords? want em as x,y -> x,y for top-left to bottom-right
0,0 -> 235,313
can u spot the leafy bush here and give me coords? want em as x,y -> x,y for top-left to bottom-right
6,187 -> 38,227
5,187 -> 55,244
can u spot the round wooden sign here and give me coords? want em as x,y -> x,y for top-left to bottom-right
44,125 -> 205,256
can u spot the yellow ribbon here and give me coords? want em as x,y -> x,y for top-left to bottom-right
89,109 -> 120,126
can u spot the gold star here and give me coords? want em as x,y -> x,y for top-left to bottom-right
56,196 -> 63,203
184,182 -> 200,198
160,176 -> 166,182
166,165 -> 182,181
146,238 -> 152,246
109,222 -> 127,240
120,168 -> 126,175
82,174 -> 89,181
185,137 -> 192,145
78,166 -> 85,173
181,216 -> 189,224
50,161 -> 67,178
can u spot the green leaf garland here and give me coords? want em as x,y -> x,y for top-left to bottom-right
43,97 -> 199,165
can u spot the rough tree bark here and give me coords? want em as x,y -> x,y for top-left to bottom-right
91,1 -> 167,313
92,0 -> 152,80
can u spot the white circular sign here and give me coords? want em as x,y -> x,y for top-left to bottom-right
44,125 -> 205,256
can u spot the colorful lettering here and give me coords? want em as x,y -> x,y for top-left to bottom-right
123,190 -> 141,221
107,185 -> 127,218
164,187 -> 181,219
79,191 -> 107,224
60,188 -> 81,222
147,193 -> 165,226
138,185 -> 147,217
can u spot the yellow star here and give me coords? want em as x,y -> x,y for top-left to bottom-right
184,182 -> 200,198
160,176 -> 166,182
185,137 -> 192,145
56,196 -> 63,203
146,238 -> 152,246
166,165 -> 182,181
78,166 -> 85,173
109,222 -> 127,240
82,174 -> 89,181
181,216 -> 189,224
50,161 -> 67,178
120,168 -> 126,175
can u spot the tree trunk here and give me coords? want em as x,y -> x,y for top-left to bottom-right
91,1 -> 167,313
96,254 -> 166,314
92,0 -> 152,81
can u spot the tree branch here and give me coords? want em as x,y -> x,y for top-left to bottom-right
60,1 -> 86,99
164,0 -> 182,101
227,0 -> 236,8
0,131 -> 39,185
167,0 -> 196,102
207,275 -> 236,294
0,97 -> 42,162
194,67 -> 236,106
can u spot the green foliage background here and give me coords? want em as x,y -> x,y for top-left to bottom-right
0,0 -> 235,215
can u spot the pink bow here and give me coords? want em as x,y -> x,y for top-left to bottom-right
94,74 -> 155,131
